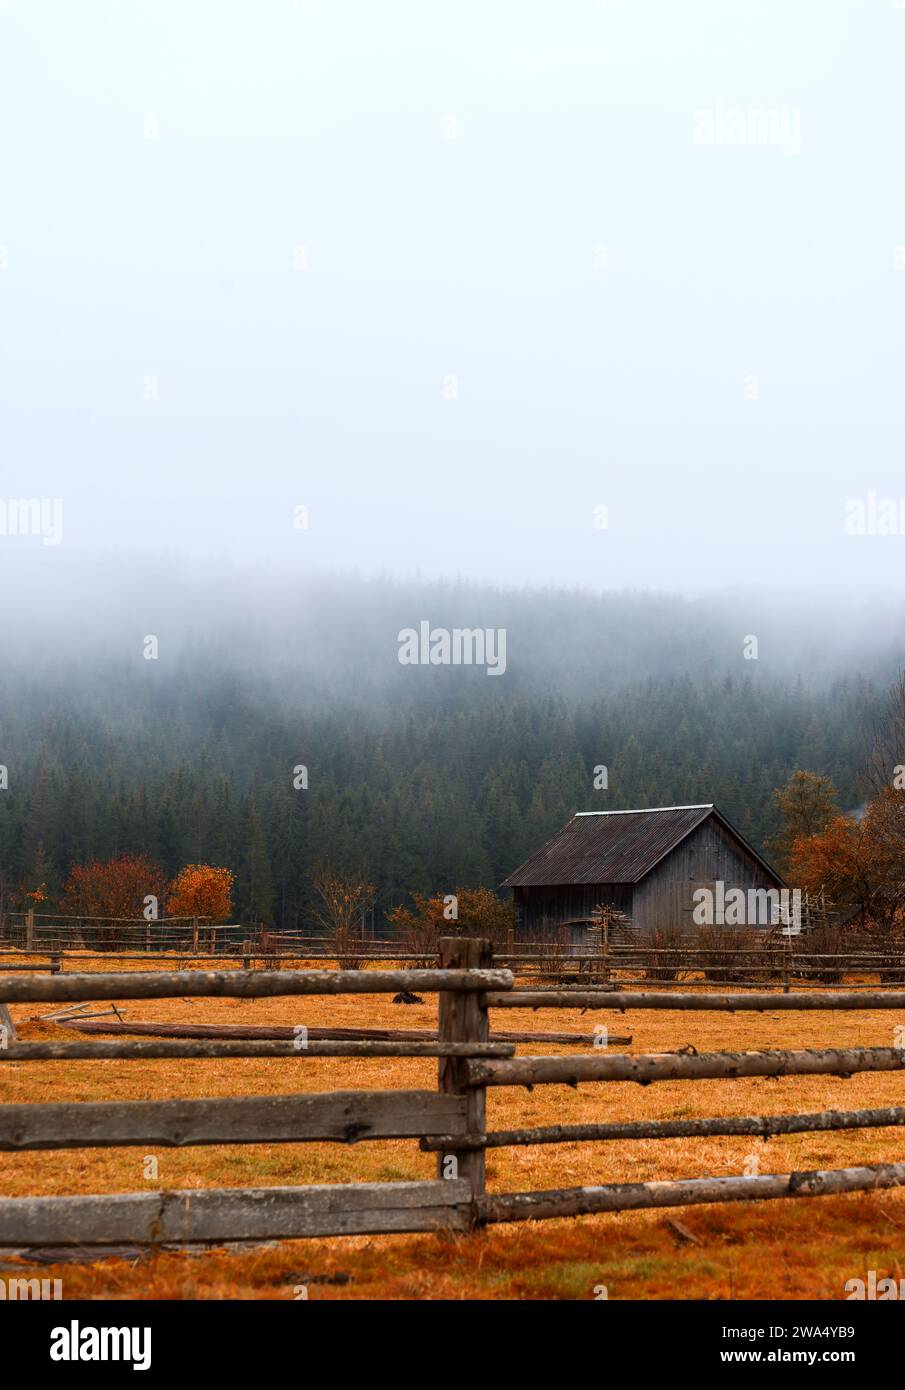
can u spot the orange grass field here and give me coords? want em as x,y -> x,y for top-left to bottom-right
3,957 -> 905,1300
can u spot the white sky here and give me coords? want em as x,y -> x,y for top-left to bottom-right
1,0 -> 903,597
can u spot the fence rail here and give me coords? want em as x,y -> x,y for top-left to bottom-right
0,1182 -> 474,1245
465,1046 -> 905,1088
1,938 -> 905,1249
477,1163 -> 905,1224
0,1090 -> 470,1151
421,1105 -> 905,1151
485,988 -> 905,1010
0,967 -> 510,1005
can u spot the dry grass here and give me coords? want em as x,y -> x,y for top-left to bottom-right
3,955 -> 905,1299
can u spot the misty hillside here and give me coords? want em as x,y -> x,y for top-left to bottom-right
0,571 -> 895,929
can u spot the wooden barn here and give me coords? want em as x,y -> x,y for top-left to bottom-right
502,804 -> 786,938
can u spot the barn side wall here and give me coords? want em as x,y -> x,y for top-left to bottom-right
513,883 -> 633,940
630,817 -> 782,933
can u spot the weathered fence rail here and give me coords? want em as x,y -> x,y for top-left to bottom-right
465,1046 -> 905,1087
0,1181 -> 475,1245
2,938 -> 905,1248
0,1090 -> 470,1151
420,1105 -> 905,1151
485,988 -> 905,1011
477,1163 -> 905,1224
0,967 -> 509,1005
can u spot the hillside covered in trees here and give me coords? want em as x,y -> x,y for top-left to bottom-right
0,571 -> 898,930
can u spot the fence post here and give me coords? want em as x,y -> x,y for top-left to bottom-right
0,1002 -> 15,1044
192,917 -> 199,953
437,936 -> 490,1217
25,909 -> 35,952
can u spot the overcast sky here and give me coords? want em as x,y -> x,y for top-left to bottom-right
1,0 -> 903,599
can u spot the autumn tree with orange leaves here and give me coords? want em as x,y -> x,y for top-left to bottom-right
62,854 -> 168,948
62,854 -> 168,920
766,770 -> 840,875
388,887 -> 516,962
167,864 -> 234,922
788,790 -> 905,936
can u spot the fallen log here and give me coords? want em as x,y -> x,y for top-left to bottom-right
1,1040 -> 515,1061
55,1020 -> 630,1046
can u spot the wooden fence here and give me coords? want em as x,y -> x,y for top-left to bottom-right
5,914 -> 905,990
2,911 -> 239,954
1,938 -> 905,1248
6,939 -> 905,992
0,946 -> 513,1244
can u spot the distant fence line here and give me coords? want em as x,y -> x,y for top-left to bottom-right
3,913 -> 905,991
2,911 -> 243,955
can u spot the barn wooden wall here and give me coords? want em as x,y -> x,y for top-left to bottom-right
513,883 -> 632,938
631,817 -> 781,932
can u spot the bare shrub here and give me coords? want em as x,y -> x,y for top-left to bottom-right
636,926 -> 687,981
396,914 -> 441,969
311,869 -> 376,970
694,927 -> 760,983
534,923 -> 573,978
799,924 -> 848,983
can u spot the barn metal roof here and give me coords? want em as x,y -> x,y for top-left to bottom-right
502,805 -> 782,888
